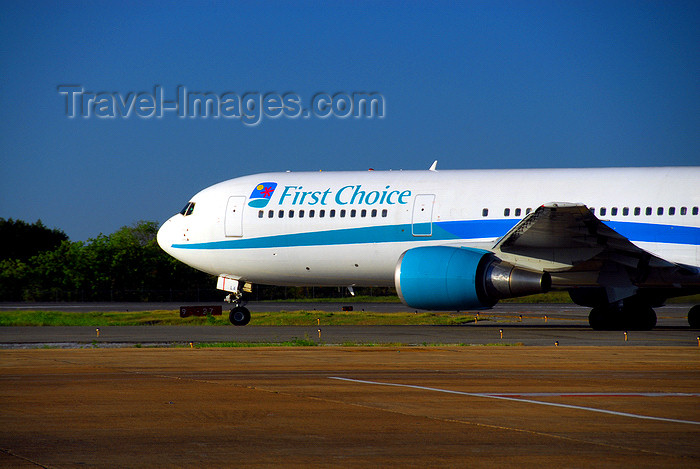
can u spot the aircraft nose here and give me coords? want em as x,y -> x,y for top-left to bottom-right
157,217 -> 177,255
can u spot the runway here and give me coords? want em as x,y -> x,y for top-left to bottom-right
1,347 -> 698,467
0,303 -> 697,348
2,303 -> 698,466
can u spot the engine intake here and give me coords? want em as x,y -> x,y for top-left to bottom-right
394,246 -> 551,311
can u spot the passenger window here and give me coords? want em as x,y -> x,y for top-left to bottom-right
657,207 -> 663,215
340,209 -> 346,218
669,207 -> 675,216
611,207 -> 618,216
382,209 -> 388,217
289,210 -> 294,218
268,210 -> 273,218
514,208 -> 521,217
600,207 -> 607,216
330,209 -> 336,218
299,210 -> 305,218
526,208 -> 532,214
361,209 -> 367,218
504,208 -> 510,216
482,208 -> 488,217
634,207 -> 640,216
646,207 -> 652,216
694,207 -> 699,215
622,207 -> 629,216
258,210 -> 263,218
350,209 -> 356,217
309,210 -> 315,218
320,209 -> 326,218
680,207 -> 687,215
371,209 -> 377,217
278,210 -> 284,218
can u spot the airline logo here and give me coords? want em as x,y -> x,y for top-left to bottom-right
277,185 -> 412,206
248,182 -> 277,208
248,182 -> 412,208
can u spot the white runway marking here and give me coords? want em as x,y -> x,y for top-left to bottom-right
488,392 -> 700,397
329,377 -> 700,426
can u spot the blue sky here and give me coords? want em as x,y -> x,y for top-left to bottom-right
1,1 -> 698,241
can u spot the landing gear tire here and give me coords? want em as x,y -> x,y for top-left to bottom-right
229,306 -> 251,326
689,305 -> 700,329
588,303 -> 656,331
631,305 -> 656,331
588,307 -> 611,331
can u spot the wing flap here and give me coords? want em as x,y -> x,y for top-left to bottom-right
492,203 -> 676,271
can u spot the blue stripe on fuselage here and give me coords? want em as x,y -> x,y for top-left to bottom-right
172,223 -> 459,250
171,219 -> 699,250
604,221 -> 700,245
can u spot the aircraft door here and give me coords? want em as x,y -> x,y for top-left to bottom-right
225,196 -> 246,237
412,194 -> 435,236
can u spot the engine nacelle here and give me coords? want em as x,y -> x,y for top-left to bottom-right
394,246 -> 551,310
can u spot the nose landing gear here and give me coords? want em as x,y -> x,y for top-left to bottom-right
220,277 -> 253,326
229,306 -> 251,326
225,291 -> 251,326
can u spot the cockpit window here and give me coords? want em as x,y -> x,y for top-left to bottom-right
180,202 -> 195,216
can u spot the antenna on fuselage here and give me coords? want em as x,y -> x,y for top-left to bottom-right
429,160 -> 438,171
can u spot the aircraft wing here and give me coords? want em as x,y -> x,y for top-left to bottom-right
491,203 -> 677,275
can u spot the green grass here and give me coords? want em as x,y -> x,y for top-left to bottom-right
668,294 -> 700,303
189,338 -> 318,348
0,310 -> 476,327
0,310 -> 209,326
248,310 -> 475,326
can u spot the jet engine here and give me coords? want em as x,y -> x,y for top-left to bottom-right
394,246 -> 551,310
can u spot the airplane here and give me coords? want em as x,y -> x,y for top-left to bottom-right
157,164 -> 700,330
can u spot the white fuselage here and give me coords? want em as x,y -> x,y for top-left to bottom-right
157,167 -> 700,287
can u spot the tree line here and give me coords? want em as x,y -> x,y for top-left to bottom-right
0,218 -> 395,302
0,218 -> 215,301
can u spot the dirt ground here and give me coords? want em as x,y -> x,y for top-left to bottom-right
1,347 -> 699,468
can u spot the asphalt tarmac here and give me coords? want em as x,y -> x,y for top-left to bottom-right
2,303 -> 699,467
1,347 -> 698,467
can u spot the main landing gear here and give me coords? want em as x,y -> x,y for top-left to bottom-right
590,303 -> 700,330
689,305 -> 700,329
588,300 -> 657,331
